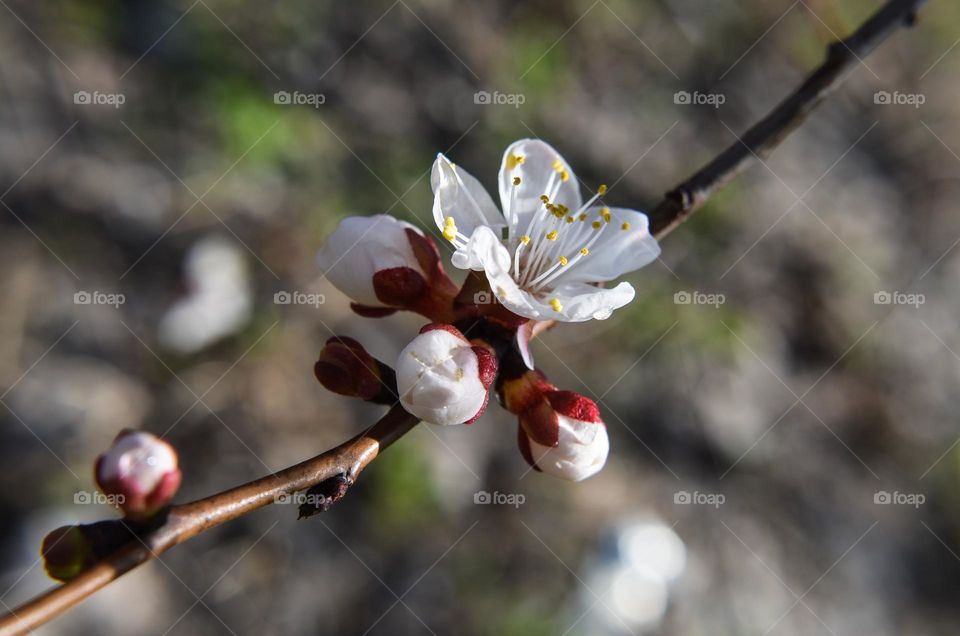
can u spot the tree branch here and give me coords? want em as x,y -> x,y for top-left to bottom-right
0,405 -> 419,635
0,1 -> 926,633
648,0 -> 926,239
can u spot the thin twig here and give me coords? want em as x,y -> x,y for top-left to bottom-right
648,0 -> 926,239
0,1 -> 926,633
0,405 -> 419,635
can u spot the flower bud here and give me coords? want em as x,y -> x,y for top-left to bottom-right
95,430 -> 182,519
517,390 -> 609,481
316,214 -> 425,307
314,336 -> 397,404
396,324 -> 498,425
41,526 -> 94,582
316,215 -> 457,322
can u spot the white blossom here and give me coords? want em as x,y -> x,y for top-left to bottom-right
432,139 -> 660,322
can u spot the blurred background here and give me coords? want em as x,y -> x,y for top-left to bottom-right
1,0 -> 959,634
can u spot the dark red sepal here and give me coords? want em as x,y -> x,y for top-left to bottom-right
517,427 -> 541,471
373,266 -> 429,307
545,390 -> 602,423
350,303 -> 397,318
519,398 -> 560,447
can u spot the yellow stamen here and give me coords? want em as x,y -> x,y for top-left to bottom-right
520,235 -> 531,245
592,221 -> 602,229
549,298 -> 563,312
621,222 -> 631,231
560,170 -> 570,182
444,216 -> 456,226
600,207 -> 611,223
579,213 -> 587,222
565,216 -> 574,224
513,176 -> 521,186
559,256 -> 568,266
598,184 -> 608,195
506,154 -> 525,170
546,230 -> 559,241
580,248 -> 589,256
540,194 -> 550,203
442,226 -> 457,241
552,159 -> 564,172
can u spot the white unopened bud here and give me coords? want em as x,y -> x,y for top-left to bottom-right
316,214 -> 427,307
396,324 -> 497,426
518,391 -> 609,481
95,430 -> 181,519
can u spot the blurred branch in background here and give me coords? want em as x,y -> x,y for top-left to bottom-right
0,0 -> 931,634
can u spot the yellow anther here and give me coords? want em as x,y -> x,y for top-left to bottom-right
579,213 -> 587,222
580,248 -> 589,256
600,207 -> 611,222
442,226 -> 457,241
621,222 -> 631,231
549,298 -> 563,312
506,154 -> 525,170
592,221 -> 602,229
552,159 -> 564,172
560,170 -> 570,182
566,216 -> 574,224
559,256 -> 568,266
558,204 -> 569,214
546,230 -> 559,241
540,194 -> 550,203
598,184 -> 608,195
444,216 -> 456,226
513,176 -> 521,186
520,235 -> 531,245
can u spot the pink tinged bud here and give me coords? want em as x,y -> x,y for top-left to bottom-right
396,325 -> 497,426
95,430 -> 182,519
314,336 -> 395,403
518,391 -> 609,481
316,215 -> 429,308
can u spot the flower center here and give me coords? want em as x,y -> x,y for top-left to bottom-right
504,164 -> 618,296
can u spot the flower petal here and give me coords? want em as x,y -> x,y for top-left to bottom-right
560,207 -> 660,284
486,269 -> 636,323
450,225 -> 511,272
431,154 -> 504,238
498,139 -> 582,232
